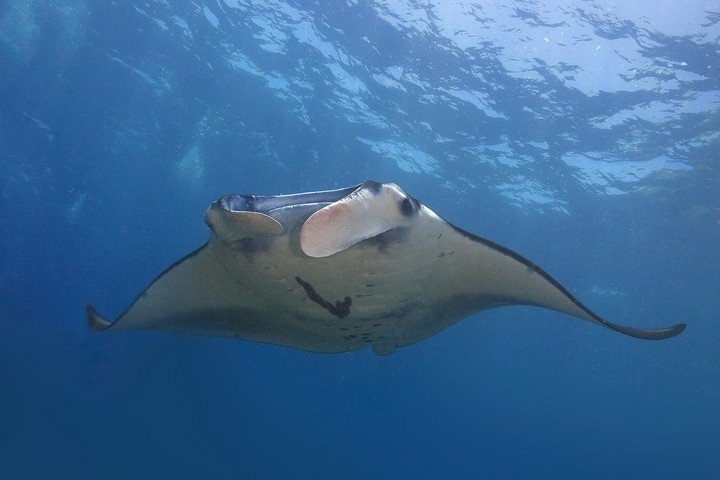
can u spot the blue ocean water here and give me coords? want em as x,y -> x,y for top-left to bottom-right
1,0 -> 718,478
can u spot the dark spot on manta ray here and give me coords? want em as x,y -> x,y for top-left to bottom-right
365,284 -> 376,287
400,197 -> 414,216
364,180 -> 382,194
233,237 -> 271,262
359,228 -> 407,253
295,276 -> 352,319
399,195 -> 420,216
373,323 -> 382,327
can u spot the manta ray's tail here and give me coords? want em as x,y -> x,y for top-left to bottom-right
86,302 -> 113,331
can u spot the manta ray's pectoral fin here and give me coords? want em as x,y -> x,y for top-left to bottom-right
86,303 -> 112,331
576,307 -> 686,340
205,196 -> 283,242
520,270 -> 687,340
300,181 -> 414,257
372,338 -> 397,356
85,244 -> 253,337
446,224 -> 686,341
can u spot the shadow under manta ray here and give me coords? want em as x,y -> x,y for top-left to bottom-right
86,180 -> 685,355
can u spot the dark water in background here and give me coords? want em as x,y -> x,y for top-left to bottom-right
1,1 -> 718,478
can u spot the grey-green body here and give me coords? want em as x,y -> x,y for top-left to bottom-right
86,181 -> 685,354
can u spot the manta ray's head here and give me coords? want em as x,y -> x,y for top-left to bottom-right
204,181 -> 423,257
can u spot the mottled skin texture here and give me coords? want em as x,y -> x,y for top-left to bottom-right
86,181 -> 685,354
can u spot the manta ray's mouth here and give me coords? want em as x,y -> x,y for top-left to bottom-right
205,182 -> 385,241
219,183 -> 366,216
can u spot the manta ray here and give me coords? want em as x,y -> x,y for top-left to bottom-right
86,181 -> 685,354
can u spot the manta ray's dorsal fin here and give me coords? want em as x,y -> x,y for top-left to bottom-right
300,181 -> 411,257
205,197 -> 284,242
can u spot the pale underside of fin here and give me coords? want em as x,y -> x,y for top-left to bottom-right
300,183 -> 408,257
205,204 -> 283,242
85,244 -> 249,334
442,222 -> 686,341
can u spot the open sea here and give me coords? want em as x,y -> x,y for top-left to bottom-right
1,1 -> 718,478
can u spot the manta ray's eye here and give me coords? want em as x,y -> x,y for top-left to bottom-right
399,197 -> 416,216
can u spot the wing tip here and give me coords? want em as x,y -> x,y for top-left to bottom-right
606,321 -> 686,340
86,302 -> 113,332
